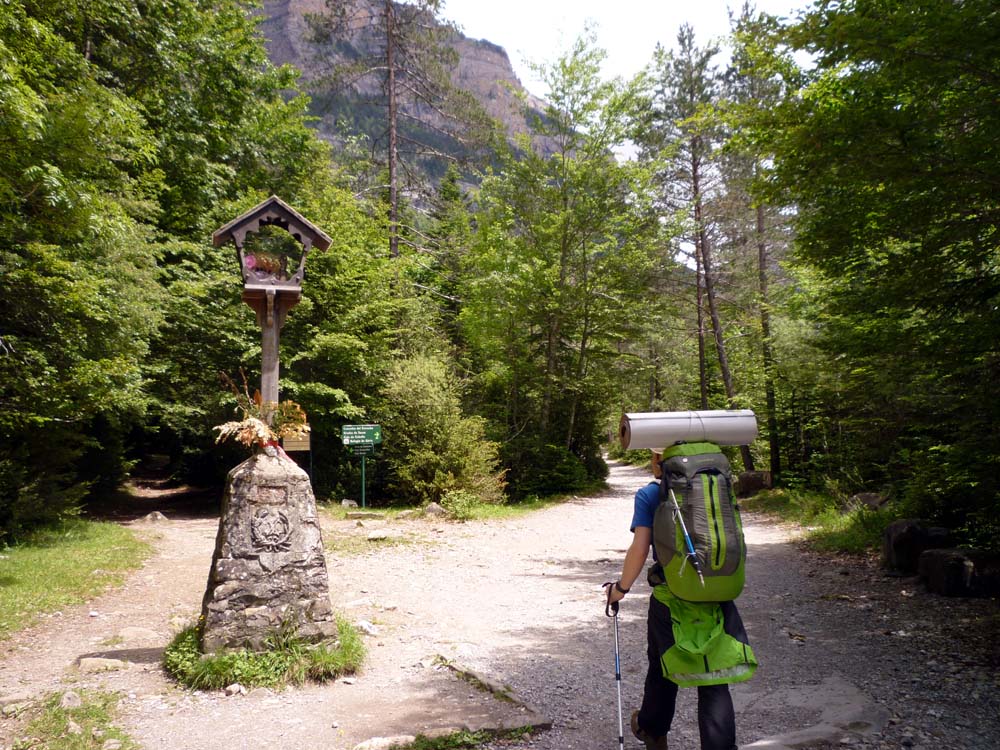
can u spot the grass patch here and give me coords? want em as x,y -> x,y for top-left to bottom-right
0,519 -> 150,639
16,689 -> 137,750
461,493 -> 581,522
163,616 -> 365,690
321,504 -> 398,521
741,488 -> 892,554
323,485 -> 608,525
406,727 -> 532,750
322,531 -> 416,556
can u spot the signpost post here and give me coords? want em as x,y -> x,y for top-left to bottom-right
341,425 -> 382,508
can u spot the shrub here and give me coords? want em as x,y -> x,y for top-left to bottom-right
374,354 -> 506,506
502,440 -> 591,500
440,489 -> 479,520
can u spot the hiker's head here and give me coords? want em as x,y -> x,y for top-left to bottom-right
651,451 -> 662,478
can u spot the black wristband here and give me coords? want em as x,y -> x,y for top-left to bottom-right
615,581 -> 630,594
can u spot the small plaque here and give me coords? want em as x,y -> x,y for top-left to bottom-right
253,485 -> 288,505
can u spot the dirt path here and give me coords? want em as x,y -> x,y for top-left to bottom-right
1,461 -> 998,750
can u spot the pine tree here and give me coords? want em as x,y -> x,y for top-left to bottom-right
307,0 -> 494,257
637,24 -> 755,470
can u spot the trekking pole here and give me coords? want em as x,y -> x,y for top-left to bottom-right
603,582 -> 625,750
667,486 -> 706,587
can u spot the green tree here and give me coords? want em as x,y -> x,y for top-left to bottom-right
1,0 -> 336,535
0,2 -> 162,539
717,4 -> 798,479
373,353 -> 505,506
464,33 -> 662,495
636,24 -> 756,470
765,0 -> 1000,545
307,0 -> 495,256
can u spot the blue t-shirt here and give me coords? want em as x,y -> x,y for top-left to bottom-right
631,480 -> 661,562
630,480 -> 660,532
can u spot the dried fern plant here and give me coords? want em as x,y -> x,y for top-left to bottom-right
214,371 -> 309,450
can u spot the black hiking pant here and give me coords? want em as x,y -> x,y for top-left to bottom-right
636,594 -> 747,750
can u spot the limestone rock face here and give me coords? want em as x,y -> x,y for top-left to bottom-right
200,452 -> 336,652
258,0 -> 555,153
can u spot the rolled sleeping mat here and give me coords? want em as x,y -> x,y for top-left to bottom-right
619,410 -> 758,451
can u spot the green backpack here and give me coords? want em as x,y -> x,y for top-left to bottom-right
654,442 -> 746,602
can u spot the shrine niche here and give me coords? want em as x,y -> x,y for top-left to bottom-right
212,195 -> 332,404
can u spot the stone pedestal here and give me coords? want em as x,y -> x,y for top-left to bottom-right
200,451 -> 337,652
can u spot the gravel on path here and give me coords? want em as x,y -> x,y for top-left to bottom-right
1,460 -> 997,750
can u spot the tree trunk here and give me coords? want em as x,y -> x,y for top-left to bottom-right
566,292 -> 592,450
695,242 -> 708,410
649,344 -> 661,410
757,203 -> 780,480
385,0 -> 399,258
692,146 -> 755,471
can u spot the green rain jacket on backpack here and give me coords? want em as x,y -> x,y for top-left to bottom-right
650,584 -> 758,687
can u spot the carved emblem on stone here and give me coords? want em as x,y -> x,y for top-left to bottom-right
251,507 -> 292,552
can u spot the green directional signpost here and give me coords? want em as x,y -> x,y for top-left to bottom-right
341,424 -> 382,508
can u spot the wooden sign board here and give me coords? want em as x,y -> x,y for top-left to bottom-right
283,433 -> 311,452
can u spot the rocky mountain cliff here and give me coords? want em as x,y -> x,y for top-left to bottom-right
258,0 -> 549,167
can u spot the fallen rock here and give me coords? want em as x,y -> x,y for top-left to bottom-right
396,509 -> 422,520
117,626 -> 160,643
67,720 -> 83,735
356,620 -> 380,636
882,519 -> 952,574
59,691 -> 82,709
918,547 -> 1000,597
224,683 -> 247,697
136,511 -> 168,524
354,735 -> 417,750
102,740 -> 123,750
341,498 -> 359,508
366,531 -> 391,542
844,492 -> 888,512
737,471 -> 772,498
1,703 -> 28,718
424,502 -> 448,517
346,511 -> 382,520
79,658 -> 129,673
0,693 -> 31,708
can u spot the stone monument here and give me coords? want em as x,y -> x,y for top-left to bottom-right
200,447 -> 336,651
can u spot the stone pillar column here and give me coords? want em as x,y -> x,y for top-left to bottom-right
200,450 -> 336,652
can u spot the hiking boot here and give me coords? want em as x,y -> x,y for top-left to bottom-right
630,710 -> 668,750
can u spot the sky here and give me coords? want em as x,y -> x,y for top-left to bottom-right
441,0 -> 807,98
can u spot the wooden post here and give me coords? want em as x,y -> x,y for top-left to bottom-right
261,290 -> 279,405
245,290 -> 295,410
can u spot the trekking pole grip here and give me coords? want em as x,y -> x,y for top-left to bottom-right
602,581 -> 620,617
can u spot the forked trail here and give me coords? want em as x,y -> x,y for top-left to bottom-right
1,462 -> 996,749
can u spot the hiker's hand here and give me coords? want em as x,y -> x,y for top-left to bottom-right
606,582 -> 626,605
603,581 -> 625,616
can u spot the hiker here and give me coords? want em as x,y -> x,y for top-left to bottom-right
605,450 -> 754,750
